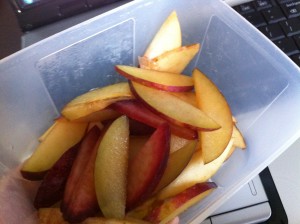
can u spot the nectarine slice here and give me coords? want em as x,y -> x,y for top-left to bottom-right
154,140 -> 197,193
115,65 -> 193,92
95,116 -> 129,219
144,11 -> 181,59
139,44 -> 200,74
61,126 -> 101,223
157,139 -> 233,200
130,82 -> 220,131
61,82 -> 133,120
127,123 -> 170,210
109,99 -> 197,140
193,68 -> 233,164
145,182 -> 217,224
34,143 -> 80,209
21,118 -> 88,180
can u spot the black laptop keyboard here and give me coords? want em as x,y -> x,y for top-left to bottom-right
233,0 -> 300,66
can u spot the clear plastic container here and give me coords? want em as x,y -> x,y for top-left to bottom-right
1,0 -> 300,223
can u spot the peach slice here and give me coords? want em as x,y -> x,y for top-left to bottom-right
157,139 -> 233,200
61,126 -> 102,223
115,65 -> 193,92
193,68 -> 233,164
95,116 -> 130,219
61,82 -> 133,121
154,140 -> 197,193
139,44 -> 200,74
21,118 -> 88,180
130,82 -> 220,131
127,123 -> 170,210
110,99 -> 197,140
144,182 -> 217,224
144,11 -> 181,60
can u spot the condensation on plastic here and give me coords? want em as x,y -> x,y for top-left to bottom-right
1,0 -> 300,223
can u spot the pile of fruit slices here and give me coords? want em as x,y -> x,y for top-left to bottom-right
20,11 -> 246,224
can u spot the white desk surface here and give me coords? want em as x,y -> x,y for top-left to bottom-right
269,138 -> 300,224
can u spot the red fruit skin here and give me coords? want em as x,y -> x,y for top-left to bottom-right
115,66 -> 193,92
145,182 -> 217,223
34,143 -> 80,209
110,99 -> 197,140
61,126 -> 102,223
126,123 -> 171,211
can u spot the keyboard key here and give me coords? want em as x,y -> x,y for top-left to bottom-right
291,53 -> 300,66
259,23 -> 285,40
280,18 -> 300,36
273,37 -> 299,55
244,11 -> 267,27
292,33 -> 300,47
234,2 -> 256,14
262,7 -> 286,23
254,0 -> 273,10
281,1 -> 300,18
234,0 -> 300,67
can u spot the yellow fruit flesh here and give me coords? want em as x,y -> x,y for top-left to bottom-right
61,83 -> 133,120
193,69 -> 233,164
157,140 -> 233,200
94,116 -> 129,219
22,119 -> 87,173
